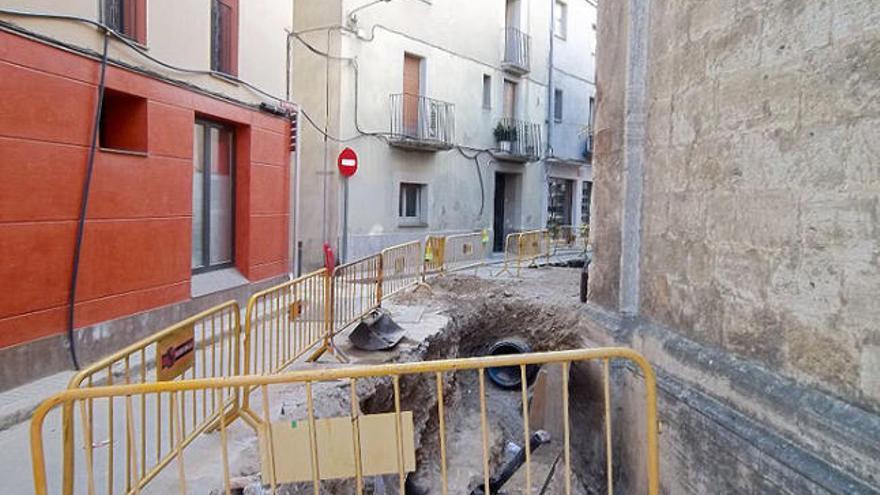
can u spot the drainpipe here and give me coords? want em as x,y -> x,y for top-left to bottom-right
547,0 -> 555,158
288,4 -> 302,276
543,0 -> 556,228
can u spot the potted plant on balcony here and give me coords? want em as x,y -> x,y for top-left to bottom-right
494,122 -> 517,152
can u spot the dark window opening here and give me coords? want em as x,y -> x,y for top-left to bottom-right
103,0 -> 146,44
482,74 -> 492,109
100,89 -> 148,153
211,0 -> 239,76
581,181 -> 593,225
192,120 -> 236,273
548,177 -> 573,227
554,88 -> 564,122
398,182 -> 427,226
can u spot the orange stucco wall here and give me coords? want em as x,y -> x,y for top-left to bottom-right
0,30 -> 290,349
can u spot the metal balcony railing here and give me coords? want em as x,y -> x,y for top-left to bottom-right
502,27 -> 531,74
494,117 -> 542,161
389,93 -> 455,150
584,127 -> 594,161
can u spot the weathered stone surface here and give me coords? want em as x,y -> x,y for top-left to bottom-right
593,0 -> 880,491
595,0 -> 880,410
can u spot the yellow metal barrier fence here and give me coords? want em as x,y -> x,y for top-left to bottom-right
381,240 -> 424,299
331,254 -> 382,331
243,269 -> 329,377
248,241 -> 429,366
423,235 -> 446,279
61,301 -> 242,495
443,231 -> 490,274
34,348 -> 660,495
547,224 -> 590,255
497,230 -> 551,277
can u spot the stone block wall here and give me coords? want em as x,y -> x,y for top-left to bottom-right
593,0 -> 880,410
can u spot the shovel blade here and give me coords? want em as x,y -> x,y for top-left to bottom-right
349,310 -> 406,351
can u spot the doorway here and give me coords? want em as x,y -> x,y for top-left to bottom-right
493,173 -> 507,252
502,79 -> 518,120
403,53 -> 423,137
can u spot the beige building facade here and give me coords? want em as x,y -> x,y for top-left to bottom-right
292,0 -> 597,267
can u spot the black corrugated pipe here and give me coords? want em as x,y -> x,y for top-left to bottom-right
66,30 -> 110,370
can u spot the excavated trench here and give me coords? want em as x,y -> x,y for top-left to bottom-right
220,274 -> 617,495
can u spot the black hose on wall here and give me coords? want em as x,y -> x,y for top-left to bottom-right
66,31 -> 110,370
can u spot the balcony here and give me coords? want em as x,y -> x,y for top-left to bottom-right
502,27 -> 531,75
584,127 -> 594,162
493,117 -> 542,162
389,94 -> 455,151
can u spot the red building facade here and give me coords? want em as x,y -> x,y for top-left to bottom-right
0,29 -> 291,387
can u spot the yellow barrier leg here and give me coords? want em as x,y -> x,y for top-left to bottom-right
308,335 -> 350,364
61,402 -> 74,495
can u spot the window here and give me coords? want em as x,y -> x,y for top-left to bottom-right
554,89 -> 564,122
192,120 -> 235,272
211,0 -> 239,75
547,177 -> 573,227
554,0 -> 568,39
398,183 -> 427,226
482,74 -> 492,109
103,0 -> 146,44
589,96 -> 596,125
100,89 -> 148,153
581,181 -> 593,225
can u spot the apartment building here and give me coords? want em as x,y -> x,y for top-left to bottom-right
292,0 -> 596,264
0,1 -> 295,389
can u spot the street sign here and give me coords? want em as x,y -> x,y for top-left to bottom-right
337,147 -> 358,177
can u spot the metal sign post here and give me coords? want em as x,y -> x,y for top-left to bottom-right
343,177 -> 350,262
337,148 -> 358,263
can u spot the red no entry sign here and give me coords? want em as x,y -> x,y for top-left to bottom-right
337,147 -> 358,177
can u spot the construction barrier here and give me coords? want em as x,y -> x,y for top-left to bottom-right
61,301 -> 242,495
53,236 -> 500,494
497,229 -> 551,277
331,254 -> 382,331
547,224 -> 590,255
547,224 -> 578,249
423,235 -> 447,278
244,269 -> 329,377
443,230 -> 490,274
381,240 -> 424,299
33,348 -> 660,495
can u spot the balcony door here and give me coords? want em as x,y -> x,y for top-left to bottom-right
403,53 -> 423,137
506,0 -> 521,30
503,80 -> 518,120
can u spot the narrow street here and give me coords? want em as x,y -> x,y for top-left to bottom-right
1,0 -> 879,493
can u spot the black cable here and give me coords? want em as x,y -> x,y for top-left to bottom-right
291,31 -> 353,62
0,8 -> 287,104
474,155 -> 486,217
66,31 -> 110,370
456,147 -> 487,217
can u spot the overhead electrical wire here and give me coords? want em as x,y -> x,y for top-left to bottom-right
0,8 -> 293,106
0,5 -> 527,366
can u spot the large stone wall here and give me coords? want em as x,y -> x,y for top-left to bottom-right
593,0 -> 880,410
590,1 -> 880,492
588,0 -> 628,310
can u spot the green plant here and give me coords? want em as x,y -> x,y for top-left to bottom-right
493,122 -> 509,141
493,122 -> 518,142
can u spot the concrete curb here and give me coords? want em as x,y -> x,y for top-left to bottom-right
0,370 -> 74,432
